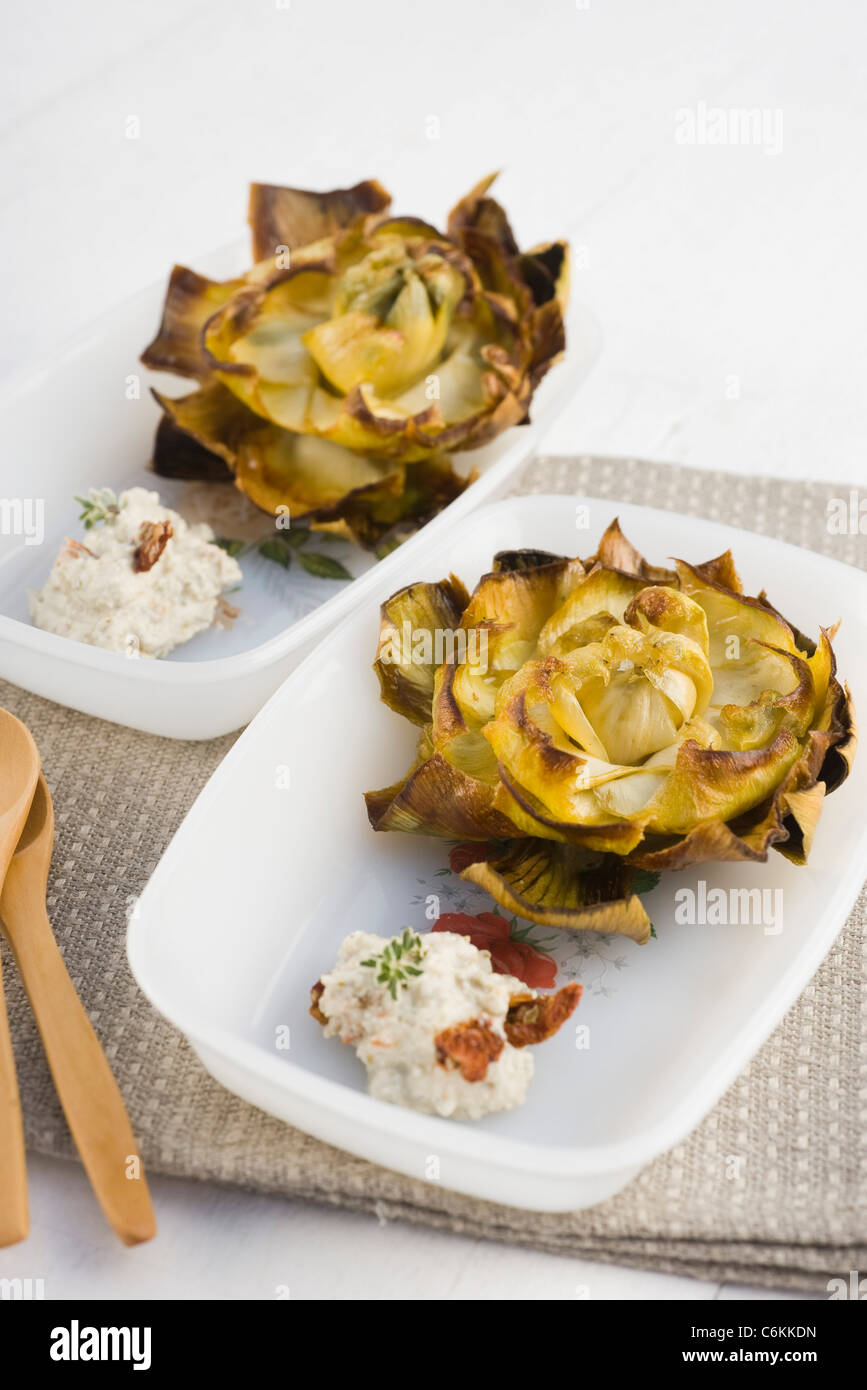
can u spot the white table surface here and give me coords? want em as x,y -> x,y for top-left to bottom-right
1,0 -> 862,1300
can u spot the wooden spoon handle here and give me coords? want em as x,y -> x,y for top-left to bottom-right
0,942 -> 28,1246
2,901 -> 155,1246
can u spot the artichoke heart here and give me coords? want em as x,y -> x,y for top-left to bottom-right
141,176 -> 569,550
364,518 -> 856,939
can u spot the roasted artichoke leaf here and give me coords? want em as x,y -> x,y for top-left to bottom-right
374,576 -> 471,725
154,383 -> 400,512
248,178 -> 391,263
587,518 -> 677,584
152,412 -> 234,482
460,557 -> 587,671
517,241 -> 570,311
151,382 -> 466,548
364,751 -> 520,840
142,265 -> 245,379
343,455 -> 472,553
491,548 -> 569,573
460,840 -> 653,943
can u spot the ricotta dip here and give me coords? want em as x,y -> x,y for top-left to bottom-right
312,929 -> 578,1120
30,488 -> 242,658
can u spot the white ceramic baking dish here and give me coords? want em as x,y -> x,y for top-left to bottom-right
127,495 -> 867,1211
0,243 -> 600,737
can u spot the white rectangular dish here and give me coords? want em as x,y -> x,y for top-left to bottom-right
0,242 -> 600,738
127,495 -> 867,1212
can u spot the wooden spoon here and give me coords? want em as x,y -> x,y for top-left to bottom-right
0,709 -> 39,1247
1,774 -> 156,1246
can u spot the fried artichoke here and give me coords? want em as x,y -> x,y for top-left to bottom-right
141,176 -> 568,550
365,520 -> 856,943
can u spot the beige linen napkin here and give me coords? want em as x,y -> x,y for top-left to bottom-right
2,456 -> 864,1294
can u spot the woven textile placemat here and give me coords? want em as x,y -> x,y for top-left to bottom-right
2,456 -> 864,1295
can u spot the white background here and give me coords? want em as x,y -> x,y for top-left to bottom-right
1,0 -> 863,1299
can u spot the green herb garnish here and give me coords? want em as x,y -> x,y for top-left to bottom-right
360,928 -> 425,1000
215,536 -> 246,558
75,487 -> 119,529
298,552 -> 352,580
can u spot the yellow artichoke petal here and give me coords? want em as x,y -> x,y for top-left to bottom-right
538,565 -> 647,656
644,729 -> 803,835
582,675 -> 681,766
676,559 -> 799,662
492,775 -> 647,853
461,558 -> 586,671
460,841 -> 652,942
374,577 -> 470,726
624,585 -> 709,650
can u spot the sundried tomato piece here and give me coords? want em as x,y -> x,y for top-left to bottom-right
434,1018 -> 504,1082
133,519 -> 173,572
309,979 -> 328,1025
504,982 -> 582,1047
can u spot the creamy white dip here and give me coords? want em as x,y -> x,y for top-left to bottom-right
29,488 -> 242,658
317,929 -> 535,1120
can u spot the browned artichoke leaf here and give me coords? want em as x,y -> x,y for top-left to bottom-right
460,840 -> 652,943
141,265 -> 245,378
461,556 -> 586,670
153,383 -> 404,524
447,172 -> 518,257
248,179 -> 391,263
446,176 -> 533,321
151,413 -> 234,482
587,518 -> 676,584
644,729 -> 805,835
152,383 -> 263,467
154,384 -> 470,549
819,678 -> 857,792
446,174 -> 568,399
628,728 -> 830,871
342,456 -> 471,553
771,676 -> 856,860
374,576 -> 470,726
693,549 -> 744,594
518,240 -> 570,310
364,752 -> 520,840
526,296 -> 567,389
491,548 -> 569,573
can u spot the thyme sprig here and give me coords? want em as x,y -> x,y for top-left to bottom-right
361,928 -> 425,1000
75,487 -> 119,529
